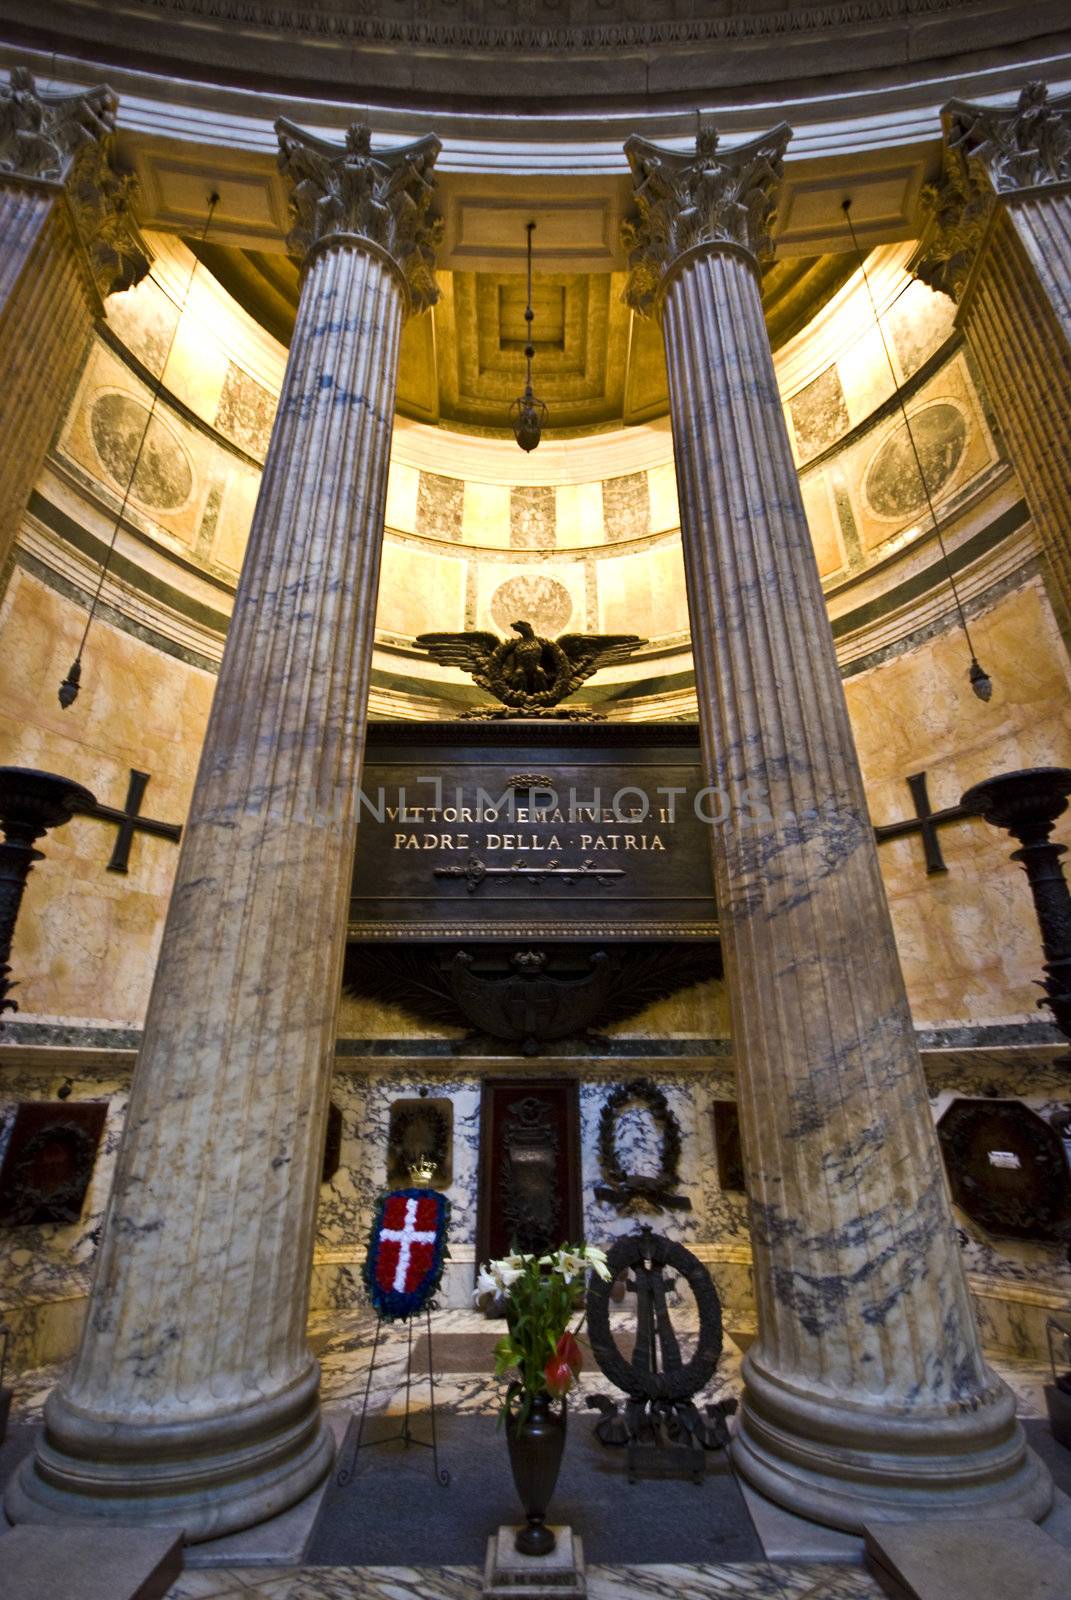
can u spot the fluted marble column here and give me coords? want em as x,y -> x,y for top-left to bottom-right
624,127 -> 1050,1531
0,67 -> 147,588
7,120 -> 442,1541
915,82 -> 1071,621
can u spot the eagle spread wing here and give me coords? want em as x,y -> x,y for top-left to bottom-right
414,631 -> 501,695
556,633 -> 646,696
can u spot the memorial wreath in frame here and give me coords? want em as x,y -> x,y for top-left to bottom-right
363,1187 -> 451,1321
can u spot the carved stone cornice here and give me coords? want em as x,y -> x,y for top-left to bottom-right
914,82 -> 1071,303
45,0 -> 967,54
0,68 -> 148,300
622,125 -> 791,318
0,67 -> 115,183
275,119 -> 442,315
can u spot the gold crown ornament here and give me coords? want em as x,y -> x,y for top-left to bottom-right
408,1155 -> 437,1187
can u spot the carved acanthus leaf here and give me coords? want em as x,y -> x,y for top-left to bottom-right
912,158 -> 994,304
275,119 -> 443,314
66,139 -> 150,299
0,67 -> 116,183
0,69 -> 148,300
946,81 -> 1071,196
622,123 -> 791,317
913,82 -> 1071,304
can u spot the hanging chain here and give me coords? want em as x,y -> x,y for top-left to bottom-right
524,218 -> 535,393
841,200 -> 992,703
58,191 -> 220,708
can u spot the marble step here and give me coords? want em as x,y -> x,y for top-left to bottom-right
0,1525 -> 183,1600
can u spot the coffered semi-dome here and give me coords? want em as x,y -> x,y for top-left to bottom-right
191,244 -> 856,433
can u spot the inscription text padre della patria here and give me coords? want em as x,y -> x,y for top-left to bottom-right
348,724 -> 722,941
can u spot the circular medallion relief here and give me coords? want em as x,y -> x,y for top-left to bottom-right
490,575 -> 573,636
863,401 -> 968,521
89,392 -> 194,512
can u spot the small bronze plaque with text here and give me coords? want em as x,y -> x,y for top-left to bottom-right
349,722 -> 719,941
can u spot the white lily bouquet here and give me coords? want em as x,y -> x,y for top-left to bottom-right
475,1243 -> 611,1422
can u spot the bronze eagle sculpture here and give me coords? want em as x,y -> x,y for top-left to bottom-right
414,619 -> 647,717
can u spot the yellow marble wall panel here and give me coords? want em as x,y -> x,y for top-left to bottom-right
647,460 -> 680,534
385,460 -> 420,534
376,539 -> 466,638
882,278 -> 956,379
160,310 -> 231,428
103,274 -> 179,377
58,339 -> 254,565
555,481 -> 604,548
461,481 -> 512,549
836,323 -> 896,427
0,568 -> 214,1023
210,463 -> 261,576
598,542 -> 690,641
851,579 -> 1071,1025
603,974 -> 729,1039
800,470 -> 847,578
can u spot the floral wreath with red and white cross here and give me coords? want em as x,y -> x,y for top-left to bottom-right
363,1187 -> 451,1321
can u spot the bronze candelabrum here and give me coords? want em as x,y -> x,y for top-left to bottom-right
0,766 -> 95,1016
961,768 -> 1071,1044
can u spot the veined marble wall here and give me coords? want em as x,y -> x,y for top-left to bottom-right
6,1049 -> 1065,1372
0,1061 -> 130,1368
0,565 -> 213,1025
311,1063 -> 750,1322
852,576 -> 1071,1030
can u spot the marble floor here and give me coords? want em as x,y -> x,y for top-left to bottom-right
3,1307 -> 1057,1600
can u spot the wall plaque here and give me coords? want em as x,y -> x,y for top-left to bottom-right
0,1101 -> 107,1227
387,1097 -> 453,1189
937,1098 -> 1071,1241
349,722 -> 719,941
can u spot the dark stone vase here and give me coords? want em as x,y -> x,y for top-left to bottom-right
506,1392 -> 566,1556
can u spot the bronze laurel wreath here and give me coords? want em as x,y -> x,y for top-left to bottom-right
595,1077 -> 690,1213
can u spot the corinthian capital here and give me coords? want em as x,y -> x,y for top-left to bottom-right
622,123 -> 791,317
912,158 -> 994,304
276,119 -> 443,314
67,140 -> 149,299
0,68 -> 148,300
913,81 -> 1071,303
945,81 -> 1071,196
0,67 -> 116,183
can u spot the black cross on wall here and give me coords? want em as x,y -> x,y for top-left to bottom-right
873,770 -> 975,876
74,769 -> 183,874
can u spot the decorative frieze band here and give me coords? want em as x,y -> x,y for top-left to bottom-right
622,125 -> 791,318
52,0 -> 967,53
275,119 -> 443,314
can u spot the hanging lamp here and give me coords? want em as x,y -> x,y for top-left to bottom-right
509,220 -> 548,452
